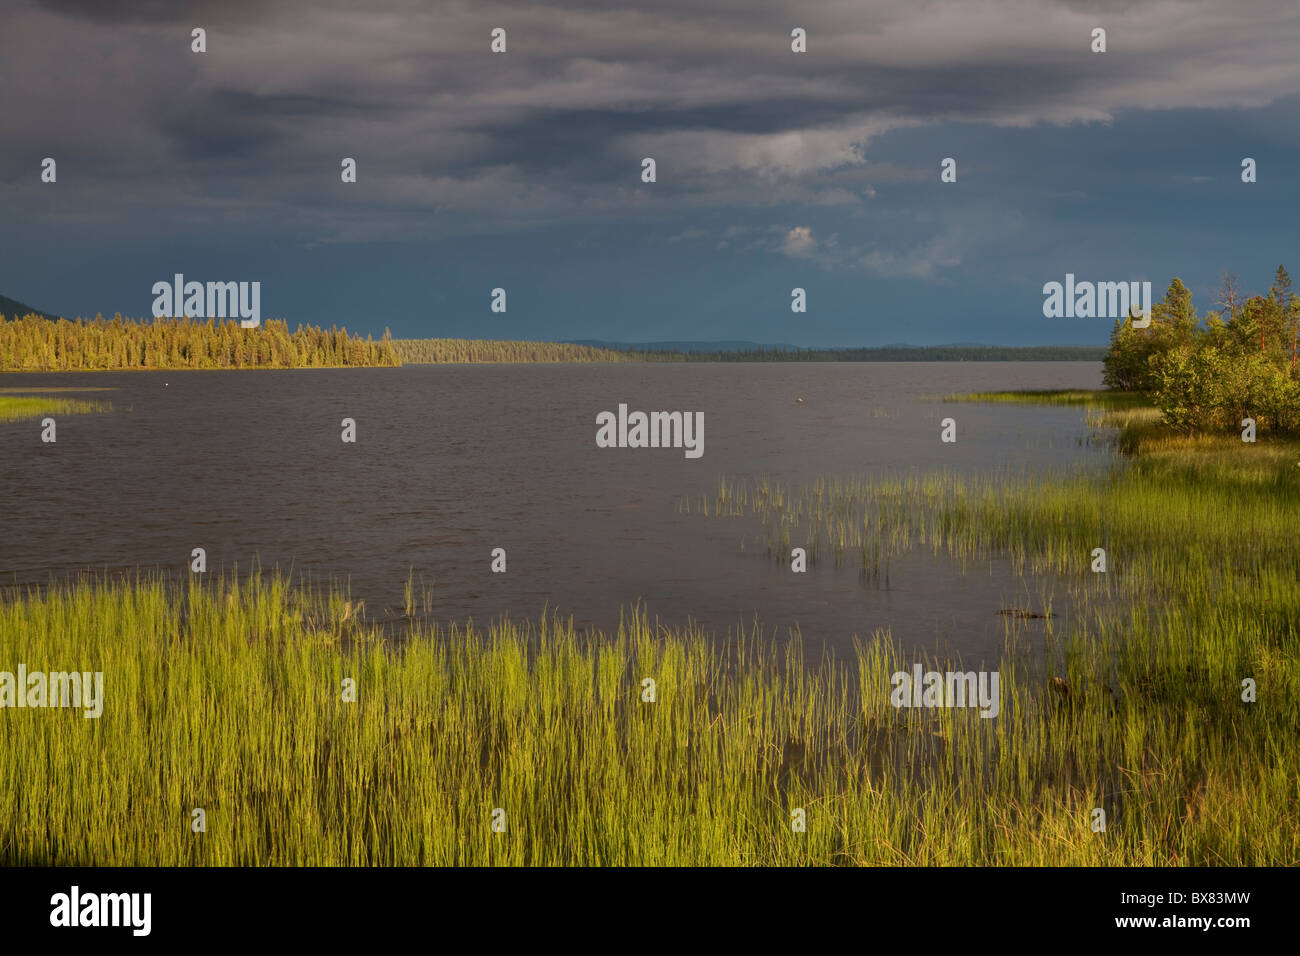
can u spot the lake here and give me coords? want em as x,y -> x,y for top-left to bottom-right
0,361 -> 1109,666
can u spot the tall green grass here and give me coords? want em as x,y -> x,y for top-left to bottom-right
2,559 -> 1294,865
0,395 -> 110,421
944,389 -> 1148,409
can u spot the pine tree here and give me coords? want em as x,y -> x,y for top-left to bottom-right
1270,264 -> 1292,304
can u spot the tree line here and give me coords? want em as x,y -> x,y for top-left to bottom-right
392,338 -> 636,363
1104,267 -> 1300,434
0,313 -> 400,370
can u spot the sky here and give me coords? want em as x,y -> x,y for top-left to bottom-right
2,0 -> 1298,346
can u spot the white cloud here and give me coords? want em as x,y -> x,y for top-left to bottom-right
780,226 -> 817,258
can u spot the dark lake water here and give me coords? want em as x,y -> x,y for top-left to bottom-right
0,362 -> 1109,665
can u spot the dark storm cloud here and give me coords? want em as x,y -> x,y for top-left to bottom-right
4,0 -> 1300,248
32,0 -> 270,24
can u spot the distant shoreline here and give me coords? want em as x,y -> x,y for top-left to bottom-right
0,313 -> 1105,370
390,340 -> 1106,364
0,352 -> 1108,372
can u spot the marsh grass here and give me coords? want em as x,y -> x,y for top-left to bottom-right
0,395 -> 111,421
0,387 -> 116,393
945,389 -> 1149,409
2,557 -> 1294,865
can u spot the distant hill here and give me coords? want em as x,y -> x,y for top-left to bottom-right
572,343 -> 1107,361
0,294 -> 60,321
572,340 -> 1107,361
566,339 -> 799,353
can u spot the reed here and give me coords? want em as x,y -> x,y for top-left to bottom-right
0,395 -> 110,421
2,553 -> 1293,865
944,389 -> 1148,409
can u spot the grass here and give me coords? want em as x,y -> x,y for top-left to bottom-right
0,387 -> 115,392
1,567 -> 1292,865
3,388 -> 1296,865
0,395 -> 111,421
944,388 -> 1149,409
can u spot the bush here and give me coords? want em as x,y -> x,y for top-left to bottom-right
1114,272 -> 1300,436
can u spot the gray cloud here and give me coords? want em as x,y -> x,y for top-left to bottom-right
3,0 -> 1299,254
